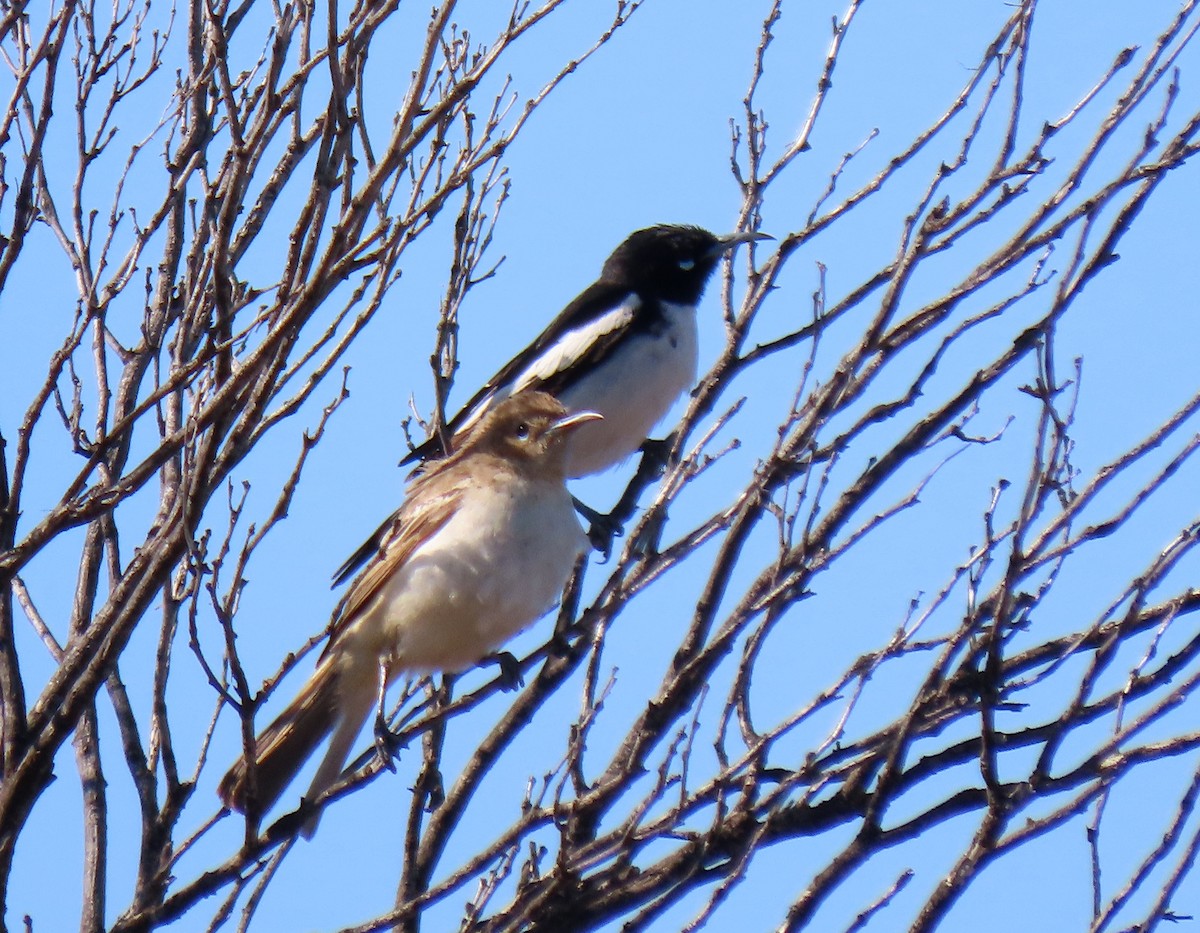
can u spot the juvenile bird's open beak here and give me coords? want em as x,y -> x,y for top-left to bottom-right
549,410 -> 604,436
712,230 -> 773,256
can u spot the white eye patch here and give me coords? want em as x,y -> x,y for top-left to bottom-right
678,258 -> 695,271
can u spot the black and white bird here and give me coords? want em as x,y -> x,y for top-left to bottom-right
404,224 -> 770,478
334,224 -> 768,583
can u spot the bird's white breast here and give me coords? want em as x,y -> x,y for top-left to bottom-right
556,300 -> 699,477
457,300 -> 699,478
358,474 -> 585,673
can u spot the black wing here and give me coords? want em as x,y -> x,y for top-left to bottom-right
401,279 -> 637,465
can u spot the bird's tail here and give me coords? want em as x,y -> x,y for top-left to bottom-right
218,658 -> 374,828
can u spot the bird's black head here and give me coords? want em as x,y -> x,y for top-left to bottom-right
599,224 -> 764,305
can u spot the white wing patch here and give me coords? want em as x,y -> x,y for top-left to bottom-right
455,295 -> 641,437
512,295 -> 641,392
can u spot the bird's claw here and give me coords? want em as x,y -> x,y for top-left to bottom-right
373,714 -> 404,771
586,512 -> 625,560
572,496 -> 625,560
483,650 -> 524,691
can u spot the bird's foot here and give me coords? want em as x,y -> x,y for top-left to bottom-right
588,513 -> 625,560
483,650 -> 524,691
373,713 -> 405,771
572,496 -> 625,560
586,435 -> 677,559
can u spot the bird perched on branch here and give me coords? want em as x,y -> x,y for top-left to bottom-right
219,392 -> 601,831
410,223 -> 770,476
339,224 -> 770,579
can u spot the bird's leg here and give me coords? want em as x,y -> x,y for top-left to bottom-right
480,651 -> 524,691
636,435 -> 675,474
626,436 -> 676,557
581,434 -> 676,559
372,659 -> 402,770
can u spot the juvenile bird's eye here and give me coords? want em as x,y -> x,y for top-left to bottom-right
678,258 -> 696,271
514,422 -> 531,440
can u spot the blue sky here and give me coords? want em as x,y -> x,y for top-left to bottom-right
3,0 -> 1200,930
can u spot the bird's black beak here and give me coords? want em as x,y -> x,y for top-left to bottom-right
711,229 -> 773,257
549,410 -> 604,436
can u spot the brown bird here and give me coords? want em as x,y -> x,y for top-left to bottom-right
219,391 -> 601,830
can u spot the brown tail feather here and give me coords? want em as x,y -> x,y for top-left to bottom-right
219,663 -> 342,816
